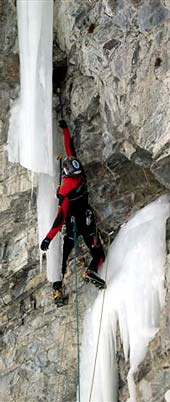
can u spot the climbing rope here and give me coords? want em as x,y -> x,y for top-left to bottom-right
88,234 -> 111,402
56,224 -> 111,402
72,216 -> 81,402
56,308 -> 71,402
56,264 -> 81,402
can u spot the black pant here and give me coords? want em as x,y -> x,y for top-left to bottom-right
53,206 -> 105,290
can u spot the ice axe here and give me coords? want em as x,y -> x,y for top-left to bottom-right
53,64 -> 67,119
56,153 -> 64,195
56,87 -> 64,119
56,90 -> 64,190
53,65 -> 67,191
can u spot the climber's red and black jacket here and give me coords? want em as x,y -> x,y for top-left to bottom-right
46,126 -> 88,241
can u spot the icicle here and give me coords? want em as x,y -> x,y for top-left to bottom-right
126,370 -> 137,402
37,174 -> 63,283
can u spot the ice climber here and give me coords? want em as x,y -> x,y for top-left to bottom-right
40,120 -> 105,306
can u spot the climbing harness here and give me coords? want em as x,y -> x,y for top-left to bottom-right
88,233 -> 111,402
72,216 -> 81,402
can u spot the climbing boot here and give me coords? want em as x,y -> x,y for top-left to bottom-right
53,289 -> 64,307
82,268 -> 106,289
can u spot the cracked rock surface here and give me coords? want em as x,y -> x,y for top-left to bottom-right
0,1 -> 170,401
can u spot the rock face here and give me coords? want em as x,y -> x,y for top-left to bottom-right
0,0 -> 170,401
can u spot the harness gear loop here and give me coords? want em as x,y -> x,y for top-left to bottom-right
72,216 -> 81,402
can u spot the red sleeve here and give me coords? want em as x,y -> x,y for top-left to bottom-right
46,196 -> 69,240
63,127 -> 76,157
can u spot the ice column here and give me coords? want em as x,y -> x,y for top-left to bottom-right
8,0 -> 53,175
8,1 -> 61,282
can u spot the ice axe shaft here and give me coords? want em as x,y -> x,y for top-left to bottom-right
56,155 -> 63,195
53,65 -> 67,118
56,89 -> 64,190
57,154 -> 64,188
56,87 -> 64,119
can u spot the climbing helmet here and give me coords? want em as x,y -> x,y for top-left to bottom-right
62,156 -> 83,177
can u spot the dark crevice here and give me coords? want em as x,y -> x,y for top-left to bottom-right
154,57 -> 162,68
53,63 -> 68,92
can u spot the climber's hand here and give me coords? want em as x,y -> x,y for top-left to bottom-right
40,238 -> 51,251
59,119 -> 67,129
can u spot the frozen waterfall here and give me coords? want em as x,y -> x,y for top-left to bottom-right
6,2 -> 170,401
80,194 -> 170,402
7,0 -> 61,282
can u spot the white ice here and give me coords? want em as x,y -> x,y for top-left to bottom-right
79,194 -> 170,402
165,390 -> 170,402
7,1 -> 62,282
8,0 -> 53,175
37,173 -> 63,283
7,2 -> 170,400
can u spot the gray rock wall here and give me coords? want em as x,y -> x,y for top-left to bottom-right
0,0 -> 170,401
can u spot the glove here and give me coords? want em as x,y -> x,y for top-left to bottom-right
59,119 -> 67,129
40,238 -> 51,251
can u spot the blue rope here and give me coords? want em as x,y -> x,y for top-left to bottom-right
72,216 -> 81,402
